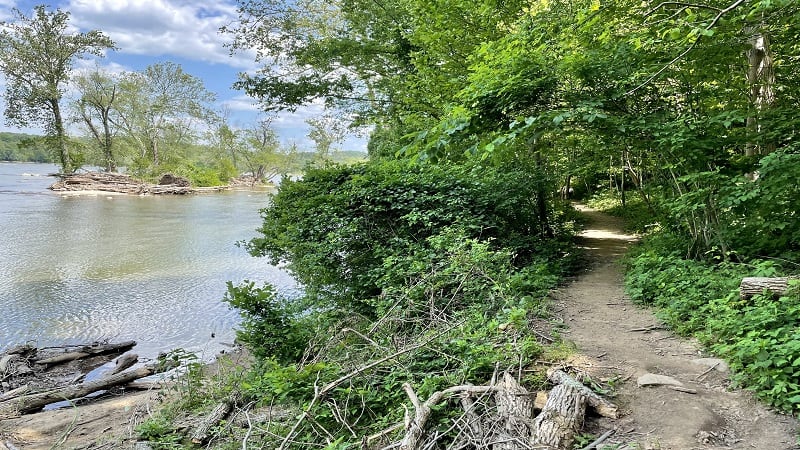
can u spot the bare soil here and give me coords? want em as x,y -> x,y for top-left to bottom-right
2,205 -> 796,449
556,204 -> 798,449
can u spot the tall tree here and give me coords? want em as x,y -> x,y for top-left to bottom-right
73,69 -> 119,172
112,62 -> 216,168
0,6 -> 114,173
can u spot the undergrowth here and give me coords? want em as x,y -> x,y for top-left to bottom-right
625,233 -> 800,413
137,160 -> 578,448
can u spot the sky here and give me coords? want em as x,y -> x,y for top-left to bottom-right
0,0 -> 366,152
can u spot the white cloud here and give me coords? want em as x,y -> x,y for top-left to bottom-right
221,94 -> 261,113
65,0 -> 257,70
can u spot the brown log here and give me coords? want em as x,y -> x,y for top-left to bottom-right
34,341 -> 136,366
0,365 -> 156,415
190,391 -> 242,444
33,352 -> 90,366
740,277 -> 798,299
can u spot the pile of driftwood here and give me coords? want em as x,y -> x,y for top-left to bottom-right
0,341 -> 165,417
49,172 -> 202,195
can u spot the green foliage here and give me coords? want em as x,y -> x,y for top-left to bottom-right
224,281 -> 309,363
0,132 -> 52,162
705,289 -> 800,412
0,5 -> 114,173
247,160 -> 561,316
626,239 -> 800,412
135,414 -> 183,447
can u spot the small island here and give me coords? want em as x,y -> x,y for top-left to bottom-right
49,172 -> 228,195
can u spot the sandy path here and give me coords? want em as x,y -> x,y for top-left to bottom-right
555,204 -> 797,449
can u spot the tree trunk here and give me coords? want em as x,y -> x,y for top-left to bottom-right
745,26 -> 775,157
102,107 -> 115,172
51,100 -> 72,173
530,383 -> 586,450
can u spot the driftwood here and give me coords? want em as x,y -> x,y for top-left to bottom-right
0,365 -> 158,415
190,391 -> 242,444
740,277 -> 798,299
110,353 -> 139,376
33,341 -> 136,366
395,370 -> 617,450
49,172 -> 209,195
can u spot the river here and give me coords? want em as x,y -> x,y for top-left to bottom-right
0,162 -> 297,360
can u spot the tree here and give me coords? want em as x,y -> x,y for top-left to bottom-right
225,0 -> 529,153
306,114 -> 346,161
0,6 -> 114,173
112,62 -> 216,169
73,68 -> 119,172
241,118 -> 295,182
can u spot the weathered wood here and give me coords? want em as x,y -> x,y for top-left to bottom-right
547,369 -> 618,419
33,341 -> 136,366
0,385 -> 30,402
740,277 -> 798,299
0,355 -> 20,374
1,345 -> 36,357
530,383 -> 586,450
109,353 -> 139,376
190,391 -> 242,444
493,372 -> 533,450
34,352 -> 90,366
0,365 -> 156,415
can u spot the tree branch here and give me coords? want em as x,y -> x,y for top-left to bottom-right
627,0 -> 747,95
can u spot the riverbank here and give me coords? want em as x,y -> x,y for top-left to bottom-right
0,346 -> 251,449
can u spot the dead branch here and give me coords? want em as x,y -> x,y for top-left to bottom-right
547,369 -> 618,419
277,324 -> 463,450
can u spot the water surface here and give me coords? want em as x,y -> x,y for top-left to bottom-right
0,162 -> 296,360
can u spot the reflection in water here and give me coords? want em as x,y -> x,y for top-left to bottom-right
0,163 -> 297,360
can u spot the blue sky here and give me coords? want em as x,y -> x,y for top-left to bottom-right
0,0 -> 366,151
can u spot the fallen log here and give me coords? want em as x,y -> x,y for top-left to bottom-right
547,369 -> 618,419
393,370 -> 618,450
740,277 -> 799,299
494,372 -> 533,450
109,353 -> 139,376
531,383 -> 586,450
34,341 -> 136,366
0,365 -> 157,415
190,391 -> 242,444
0,385 -> 29,403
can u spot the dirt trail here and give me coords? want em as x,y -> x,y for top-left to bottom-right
556,204 -> 797,449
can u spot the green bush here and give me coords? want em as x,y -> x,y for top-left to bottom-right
246,160 -> 563,316
218,159 -> 574,447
